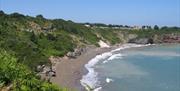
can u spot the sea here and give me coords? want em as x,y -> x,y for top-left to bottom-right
80,44 -> 180,91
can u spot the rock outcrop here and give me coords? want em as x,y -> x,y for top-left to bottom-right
162,34 -> 180,43
66,47 -> 87,58
98,40 -> 110,48
128,38 -> 154,44
128,33 -> 180,44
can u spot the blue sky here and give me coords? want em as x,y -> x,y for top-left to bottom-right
0,0 -> 180,26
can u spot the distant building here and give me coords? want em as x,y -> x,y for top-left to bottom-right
133,26 -> 141,30
84,24 -> 91,27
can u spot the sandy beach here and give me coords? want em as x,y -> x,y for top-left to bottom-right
51,45 -> 119,91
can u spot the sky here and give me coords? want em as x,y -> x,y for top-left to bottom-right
0,0 -> 180,26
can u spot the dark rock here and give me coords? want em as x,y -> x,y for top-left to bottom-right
36,65 -> 45,72
129,38 -> 154,44
67,52 -> 76,58
148,38 -> 154,44
46,70 -> 56,77
163,34 -> 180,43
66,47 -> 87,58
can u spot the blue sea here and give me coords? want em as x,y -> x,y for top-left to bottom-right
81,44 -> 180,91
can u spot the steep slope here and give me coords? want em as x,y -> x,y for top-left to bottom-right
0,11 -> 180,70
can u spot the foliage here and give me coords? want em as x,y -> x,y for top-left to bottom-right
0,11 -> 180,69
154,25 -> 159,30
0,12 -> 75,69
126,28 -> 180,38
0,50 -> 66,91
0,10 -> 180,91
93,28 -> 122,44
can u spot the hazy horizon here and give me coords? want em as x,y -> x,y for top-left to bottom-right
0,0 -> 179,27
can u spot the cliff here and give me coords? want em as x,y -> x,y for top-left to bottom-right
0,11 -> 180,70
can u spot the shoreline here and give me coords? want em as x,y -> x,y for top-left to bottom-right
51,45 -> 120,91
50,43 -> 158,91
80,43 -> 152,91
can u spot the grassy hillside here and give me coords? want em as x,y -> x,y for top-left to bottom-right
0,11 -> 127,68
0,11 -> 180,90
0,11 -> 97,69
0,50 -> 67,91
1,11 -> 180,69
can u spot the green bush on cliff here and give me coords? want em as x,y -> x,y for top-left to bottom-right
126,28 -> 180,39
0,11 -> 101,70
0,50 -> 66,91
93,28 -> 122,44
1,11 -> 180,70
0,11 -> 180,91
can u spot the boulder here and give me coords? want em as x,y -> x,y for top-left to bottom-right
36,65 -> 45,72
66,47 -> 87,58
46,70 -> 56,77
129,38 -> 154,44
67,52 -> 76,58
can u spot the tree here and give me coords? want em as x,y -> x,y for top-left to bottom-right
30,31 -> 38,44
142,26 -> 146,29
0,50 -> 64,91
147,26 -> 152,30
161,26 -> 168,30
36,14 -> 44,19
154,25 -> 159,30
0,11 -> 5,15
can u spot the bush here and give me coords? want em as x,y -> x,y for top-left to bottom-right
0,50 -> 65,91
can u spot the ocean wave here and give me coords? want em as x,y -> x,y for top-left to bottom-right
106,78 -> 114,83
80,52 -> 112,90
103,53 -> 123,64
108,53 -> 123,60
80,44 -> 151,91
111,43 -> 149,52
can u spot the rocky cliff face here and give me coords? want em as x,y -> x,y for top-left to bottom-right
162,34 -> 180,43
128,33 -> 180,44
128,38 -> 153,44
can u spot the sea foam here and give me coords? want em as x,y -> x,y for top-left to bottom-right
80,44 -> 150,91
103,54 -> 122,64
106,78 -> 114,83
80,52 -> 112,90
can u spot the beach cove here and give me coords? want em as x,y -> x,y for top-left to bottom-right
50,44 -> 120,91
50,44 -> 150,91
82,44 -> 180,91
51,43 -> 180,91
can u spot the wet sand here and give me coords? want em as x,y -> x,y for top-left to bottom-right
51,45 -> 120,91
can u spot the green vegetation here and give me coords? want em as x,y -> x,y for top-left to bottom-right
0,11 -> 76,70
0,50 -> 67,91
0,11 -> 180,90
126,28 -> 180,38
0,11 -> 180,69
154,25 -> 159,30
92,28 -> 122,44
